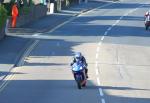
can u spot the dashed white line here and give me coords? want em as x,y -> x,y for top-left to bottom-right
99,88 -> 104,96
97,77 -> 101,85
107,27 -> 112,31
101,36 -> 105,41
95,3 -> 149,103
95,69 -> 99,76
98,42 -> 102,46
101,98 -> 106,103
116,20 -> 120,24
95,61 -> 98,67
96,53 -> 99,59
97,47 -> 100,53
104,31 -> 108,36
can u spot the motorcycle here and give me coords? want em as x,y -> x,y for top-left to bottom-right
71,62 -> 87,89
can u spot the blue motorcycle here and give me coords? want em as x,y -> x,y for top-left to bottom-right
71,62 -> 87,89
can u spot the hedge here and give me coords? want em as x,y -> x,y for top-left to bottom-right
0,4 -> 7,29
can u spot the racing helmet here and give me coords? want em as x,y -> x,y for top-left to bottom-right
74,52 -> 82,61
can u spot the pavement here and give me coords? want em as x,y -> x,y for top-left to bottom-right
0,1 -> 109,83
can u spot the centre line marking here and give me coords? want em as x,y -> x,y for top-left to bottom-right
97,77 -> 100,85
101,98 -> 106,103
101,36 -> 105,41
99,88 -> 104,96
95,2 -> 149,103
97,47 -> 100,52
96,69 -> 99,76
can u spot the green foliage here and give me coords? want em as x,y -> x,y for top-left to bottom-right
3,2 -> 13,16
0,4 -> 8,29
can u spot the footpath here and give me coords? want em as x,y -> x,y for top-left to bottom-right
0,1 -> 108,82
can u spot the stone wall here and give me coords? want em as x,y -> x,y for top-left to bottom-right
8,4 -> 47,27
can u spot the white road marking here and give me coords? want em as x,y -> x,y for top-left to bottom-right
96,53 -> 99,59
116,20 -> 120,24
96,68 -> 99,76
17,40 -> 39,66
107,27 -> 112,31
101,98 -> 106,103
104,31 -> 108,36
94,2 -> 149,103
97,77 -> 101,85
95,62 -> 98,68
101,36 -> 105,41
32,33 -> 41,36
97,47 -> 100,53
99,88 -> 104,96
98,42 -> 102,46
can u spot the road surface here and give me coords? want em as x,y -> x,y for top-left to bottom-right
0,0 -> 150,103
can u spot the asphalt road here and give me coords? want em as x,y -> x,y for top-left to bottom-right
0,0 -> 150,103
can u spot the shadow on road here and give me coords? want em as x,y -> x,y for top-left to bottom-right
0,79 -> 149,103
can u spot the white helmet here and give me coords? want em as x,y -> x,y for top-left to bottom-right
74,52 -> 82,61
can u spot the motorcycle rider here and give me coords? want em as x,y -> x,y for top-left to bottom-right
71,52 -> 88,78
145,10 -> 150,22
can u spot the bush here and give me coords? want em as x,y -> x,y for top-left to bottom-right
3,0 -> 15,16
0,4 -> 7,29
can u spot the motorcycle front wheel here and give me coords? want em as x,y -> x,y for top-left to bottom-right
146,25 -> 149,30
77,82 -> 81,89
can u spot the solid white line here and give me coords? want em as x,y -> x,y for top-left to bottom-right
0,67 -> 18,92
32,33 -> 41,36
18,40 -> 39,66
